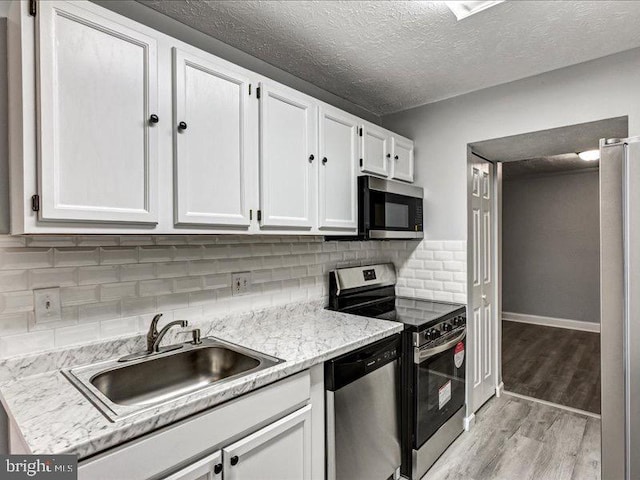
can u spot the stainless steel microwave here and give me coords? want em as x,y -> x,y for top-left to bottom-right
358,176 -> 424,239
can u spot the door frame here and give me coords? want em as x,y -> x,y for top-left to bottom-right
464,147 -> 502,429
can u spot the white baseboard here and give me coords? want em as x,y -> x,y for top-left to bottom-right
496,381 -> 504,397
463,413 -> 475,431
502,312 -> 600,333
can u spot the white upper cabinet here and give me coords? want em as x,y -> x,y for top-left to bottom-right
173,48 -> 252,228
360,123 -> 390,177
36,1 -> 158,224
391,135 -> 415,183
318,106 -> 358,232
222,406 -> 312,480
258,82 -> 316,229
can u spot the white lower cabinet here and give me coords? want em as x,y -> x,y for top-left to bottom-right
164,451 -> 223,480
222,405 -> 312,480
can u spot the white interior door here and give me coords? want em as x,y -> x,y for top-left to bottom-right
391,136 -> 414,182
360,124 -> 389,177
258,83 -> 316,229
470,155 -> 496,413
222,405 -> 312,480
173,48 -> 251,227
318,106 -> 358,231
37,0 -> 158,224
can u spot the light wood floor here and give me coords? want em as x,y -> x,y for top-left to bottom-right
502,321 -> 601,414
423,394 -> 601,480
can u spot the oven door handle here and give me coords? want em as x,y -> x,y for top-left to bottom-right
414,329 -> 466,364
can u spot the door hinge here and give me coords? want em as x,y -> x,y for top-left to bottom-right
359,127 -> 363,137
359,158 -> 363,167
249,209 -> 253,220
249,84 -> 252,96
29,0 -> 37,16
256,87 -> 261,99
31,194 -> 40,212
257,210 -> 262,221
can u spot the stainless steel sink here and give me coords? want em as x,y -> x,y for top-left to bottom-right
64,337 -> 283,421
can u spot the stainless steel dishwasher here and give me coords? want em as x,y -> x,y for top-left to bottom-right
325,334 -> 402,480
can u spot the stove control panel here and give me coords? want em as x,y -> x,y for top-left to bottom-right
413,313 -> 466,347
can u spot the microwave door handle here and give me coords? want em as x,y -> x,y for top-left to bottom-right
414,329 -> 466,364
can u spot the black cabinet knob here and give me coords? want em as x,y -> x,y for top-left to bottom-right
213,464 -> 222,474
386,153 -> 391,158
230,456 -> 239,466
394,155 -> 399,160
309,154 -> 315,162
149,114 -> 159,124
178,121 -> 188,131
322,157 -> 328,165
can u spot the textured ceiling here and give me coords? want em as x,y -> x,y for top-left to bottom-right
139,1 -> 640,115
502,153 -> 598,180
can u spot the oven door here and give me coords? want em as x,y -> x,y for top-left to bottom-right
413,329 -> 466,448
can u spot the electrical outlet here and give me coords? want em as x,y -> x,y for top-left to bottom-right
231,272 -> 252,296
34,287 -> 62,324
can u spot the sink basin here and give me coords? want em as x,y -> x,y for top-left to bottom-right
64,337 -> 283,420
91,346 -> 262,407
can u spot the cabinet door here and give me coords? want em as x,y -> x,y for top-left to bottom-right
318,106 -> 358,231
223,405 -> 312,480
163,451 -> 222,480
391,135 -> 415,182
360,123 -> 390,177
37,1 -> 158,224
259,83 -> 316,229
173,48 -> 251,227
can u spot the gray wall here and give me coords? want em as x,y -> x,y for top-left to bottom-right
383,47 -> 640,240
502,170 -> 600,323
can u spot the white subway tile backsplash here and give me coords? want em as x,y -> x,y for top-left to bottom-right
55,322 -> 100,347
0,291 -> 34,314
54,248 -> 99,267
0,235 -> 468,358
0,313 -> 29,336
0,248 -> 53,270
30,267 -> 76,289
100,247 -> 138,265
60,285 -> 100,306
78,265 -> 120,285
0,271 -> 29,292
0,330 -> 55,357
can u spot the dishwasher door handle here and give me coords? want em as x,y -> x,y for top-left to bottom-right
414,330 -> 466,364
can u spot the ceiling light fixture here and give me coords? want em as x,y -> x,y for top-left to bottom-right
578,149 -> 600,161
444,1 -> 505,21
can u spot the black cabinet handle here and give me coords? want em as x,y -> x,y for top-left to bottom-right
178,121 -> 187,131
309,154 -> 315,162
394,155 -> 399,160
149,114 -> 159,124
386,153 -> 391,158
322,157 -> 328,165
230,455 -> 239,466
213,464 -> 222,474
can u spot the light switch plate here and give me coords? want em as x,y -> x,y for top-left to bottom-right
34,287 -> 62,324
231,272 -> 252,296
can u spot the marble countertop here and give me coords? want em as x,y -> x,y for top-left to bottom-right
0,301 -> 402,459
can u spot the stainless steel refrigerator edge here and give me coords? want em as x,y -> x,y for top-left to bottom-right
600,137 -> 639,480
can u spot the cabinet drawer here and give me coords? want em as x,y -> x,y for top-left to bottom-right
79,371 -> 310,480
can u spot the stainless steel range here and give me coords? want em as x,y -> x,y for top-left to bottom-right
328,263 -> 467,480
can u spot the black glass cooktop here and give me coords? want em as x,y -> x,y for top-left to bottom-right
388,297 -> 465,328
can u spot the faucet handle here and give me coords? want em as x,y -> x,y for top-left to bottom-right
191,328 -> 202,345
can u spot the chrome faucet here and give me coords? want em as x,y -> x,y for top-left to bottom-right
118,314 -> 189,362
151,320 -> 189,353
